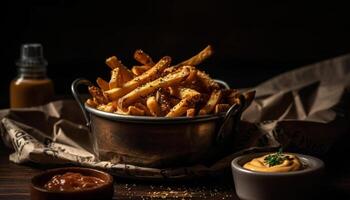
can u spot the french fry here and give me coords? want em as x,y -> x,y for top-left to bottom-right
162,66 -> 176,75
86,98 -> 98,108
131,65 -> 150,76
134,102 -> 152,116
88,86 -> 108,104
105,56 -> 122,69
97,103 -> 115,112
105,56 -> 134,83
166,88 -> 200,117
109,68 -> 123,89
128,106 -> 145,116
96,77 -> 109,91
134,49 -> 155,67
183,66 -> 197,84
174,45 -> 213,68
186,108 -> 196,117
146,96 -> 161,116
166,98 -> 191,117
155,89 -> 173,115
197,70 -> 220,90
86,45 -> 251,117
92,98 -> 99,106
179,88 -> 201,100
114,105 -> 126,115
118,68 -> 190,108
115,105 -> 145,116
214,104 -> 231,114
199,90 -> 222,115
104,56 -> 171,100
103,88 -> 120,101
166,96 -> 198,117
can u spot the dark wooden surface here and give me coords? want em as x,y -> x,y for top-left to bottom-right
1,145 -> 350,200
0,145 -> 237,200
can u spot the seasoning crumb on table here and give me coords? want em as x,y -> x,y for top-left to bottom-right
116,180 -> 235,199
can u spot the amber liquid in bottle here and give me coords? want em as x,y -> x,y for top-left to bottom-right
10,44 -> 54,108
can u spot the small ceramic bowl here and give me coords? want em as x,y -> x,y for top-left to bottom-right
30,167 -> 114,200
231,152 -> 324,200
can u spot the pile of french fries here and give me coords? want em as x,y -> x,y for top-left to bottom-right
86,45 -> 242,117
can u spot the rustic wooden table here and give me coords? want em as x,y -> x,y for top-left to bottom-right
1,144 -> 350,200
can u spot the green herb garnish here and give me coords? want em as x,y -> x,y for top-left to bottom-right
264,148 -> 287,167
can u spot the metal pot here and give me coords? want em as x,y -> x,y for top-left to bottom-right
71,78 -> 252,168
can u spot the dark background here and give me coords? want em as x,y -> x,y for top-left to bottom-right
2,0 -> 350,108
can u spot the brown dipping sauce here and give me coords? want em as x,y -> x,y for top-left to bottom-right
10,78 -> 54,108
10,43 -> 55,108
44,172 -> 105,191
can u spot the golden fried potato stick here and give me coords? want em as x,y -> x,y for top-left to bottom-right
86,98 -> 98,108
86,45 -> 247,117
118,68 -> 190,108
197,70 -> 220,90
97,103 -> 115,113
134,49 -> 155,67
186,108 -> 196,117
165,98 -> 191,117
162,66 -> 176,75
92,98 -> 100,106
96,77 -> 109,91
134,102 -> 152,116
128,106 -> 145,116
109,68 -> 123,89
168,82 -> 200,100
214,104 -> 230,114
88,86 -> 108,104
105,56 -> 134,83
174,45 -> 213,68
146,96 -> 161,116
166,97 -> 197,117
166,88 -> 200,117
179,88 -> 201,100
104,56 -> 171,100
184,66 -> 197,84
199,90 -> 222,115
114,105 -> 125,114
114,105 -> 145,116
131,65 -> 150,76
155,89 -> 173,115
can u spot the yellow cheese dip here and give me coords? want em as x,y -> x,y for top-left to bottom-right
243,153 -> 302,173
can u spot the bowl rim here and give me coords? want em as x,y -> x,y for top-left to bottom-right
231,152 -> 324,176
85,104 -> 227,123
31,167 -> 114,194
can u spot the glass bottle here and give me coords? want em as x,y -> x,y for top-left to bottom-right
10,43 -> 54,108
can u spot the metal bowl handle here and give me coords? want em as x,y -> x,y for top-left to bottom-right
214,79 -> 230,89
213,79 -> 238,143
216,93 -> 246,144
71,78 -> 93,127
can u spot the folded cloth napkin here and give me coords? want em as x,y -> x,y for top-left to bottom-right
1,54 -> 349,180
